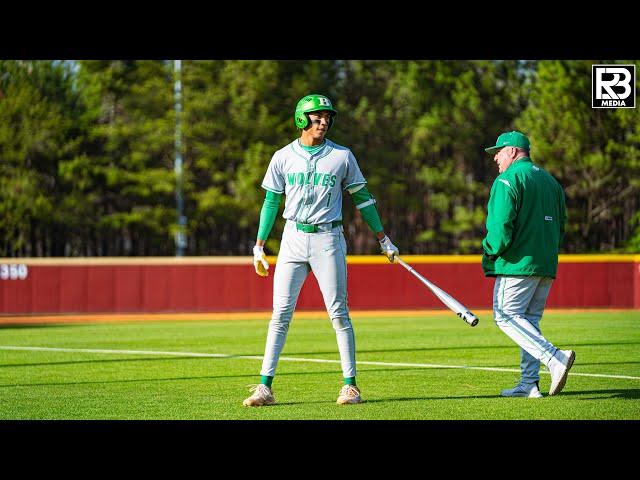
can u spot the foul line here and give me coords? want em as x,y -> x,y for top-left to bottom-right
0,346 -> 638,381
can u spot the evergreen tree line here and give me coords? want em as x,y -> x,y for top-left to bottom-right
1,59 -> 638,257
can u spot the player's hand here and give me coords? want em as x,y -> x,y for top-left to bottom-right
253,245 -> 269,277
379,235 -> 399,263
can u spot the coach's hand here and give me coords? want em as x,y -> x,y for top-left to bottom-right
253,245 -> 270,277
379,235 -> 399,263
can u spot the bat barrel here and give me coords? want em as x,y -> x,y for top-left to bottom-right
397,256 -> 479,327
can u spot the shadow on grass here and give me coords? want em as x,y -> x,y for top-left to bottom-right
362,395 -> 501,403
2,349 -> 530,376
0,356 -> 518,371
555,388 -> 640,400
287,341 -> 640,356
4,355 -> 639,380
573,361 -> 640,366
361,388 -> 640,403
2,341 -> 638,363
0,367 -> 414,389
0,356 -> 228,369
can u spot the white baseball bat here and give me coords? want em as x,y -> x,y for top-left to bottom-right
396,257 -> 479,327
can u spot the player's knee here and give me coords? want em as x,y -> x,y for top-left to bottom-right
331,316 -> 352,331
269,316 -> 291,333
327,302 -> 348,320
272,305 -> 295,322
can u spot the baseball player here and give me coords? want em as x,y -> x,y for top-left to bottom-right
243,93 -> 399,407
482,131 -> 575,398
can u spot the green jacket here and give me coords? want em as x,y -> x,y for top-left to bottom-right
482,157 -> 566,278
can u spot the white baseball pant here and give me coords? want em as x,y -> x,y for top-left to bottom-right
260,220 -> 356,378
493,275 -> 559,384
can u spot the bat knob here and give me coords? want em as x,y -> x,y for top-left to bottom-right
458,311 -> 479,327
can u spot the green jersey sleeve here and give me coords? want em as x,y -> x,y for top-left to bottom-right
257,190 -> 283,241
350,185 -> 384,233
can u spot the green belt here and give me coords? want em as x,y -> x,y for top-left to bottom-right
296,220 -> 342,233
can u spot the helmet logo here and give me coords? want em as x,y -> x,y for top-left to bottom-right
295,94 -> 336,130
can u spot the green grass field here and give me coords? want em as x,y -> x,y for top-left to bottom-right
0,310 -> 639,420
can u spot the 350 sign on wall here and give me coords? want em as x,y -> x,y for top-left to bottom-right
0,264 -> 29,280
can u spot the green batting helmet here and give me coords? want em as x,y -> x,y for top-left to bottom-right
294,94 -> 338,130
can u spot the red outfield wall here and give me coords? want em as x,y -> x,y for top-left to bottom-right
1,255 -> 639,315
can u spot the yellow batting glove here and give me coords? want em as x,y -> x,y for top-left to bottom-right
252,245 -> 269,277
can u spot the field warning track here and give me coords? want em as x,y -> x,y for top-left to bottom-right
0,308 -> 631,325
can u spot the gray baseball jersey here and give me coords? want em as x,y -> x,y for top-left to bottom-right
261,139 -> 366,224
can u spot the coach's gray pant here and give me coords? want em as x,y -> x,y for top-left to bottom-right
493,275 -> 559,385
260,220 -> 356,379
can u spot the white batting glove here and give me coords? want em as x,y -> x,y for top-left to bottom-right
253,245 -> 269,277
379,235 -> 399,263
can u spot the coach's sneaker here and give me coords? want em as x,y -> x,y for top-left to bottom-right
548,349 -> 576,396
500,381 -> 543,398
337,385 -> 362,404
243,384 -> 275,407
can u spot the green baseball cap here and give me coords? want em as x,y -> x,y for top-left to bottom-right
485,131 -> 530,153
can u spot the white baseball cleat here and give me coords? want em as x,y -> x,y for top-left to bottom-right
548,349 -> 576,396
500,382 -> 543,398
243,384 -> 276,407
337,385 -> 362,404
